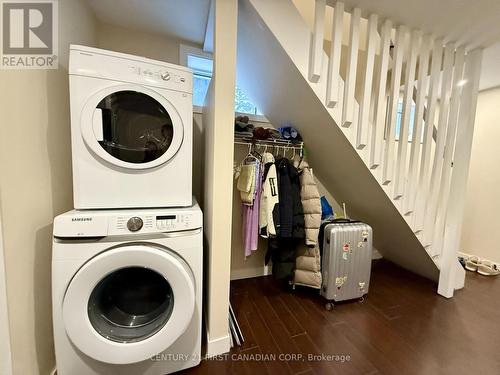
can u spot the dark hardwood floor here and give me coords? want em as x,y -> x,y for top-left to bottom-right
183,260 -> 500,375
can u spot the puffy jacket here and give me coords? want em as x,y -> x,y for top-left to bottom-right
293,155 -> 322,289
293,156 -> 321,246
294,246 -> 322,289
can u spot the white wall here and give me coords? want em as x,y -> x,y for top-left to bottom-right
0,1 -> 97,374
97,22 -> 201,65
0,201 -> 12,375
461,86 -> 500,263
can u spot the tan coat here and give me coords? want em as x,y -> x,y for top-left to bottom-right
293,156 -> 321,246
293,156 -> 322,289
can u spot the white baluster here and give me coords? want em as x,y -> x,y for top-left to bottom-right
414,39 -> 444,232
369,19 -> 392,169
438,49 -> 482,298
394,29 -> 421,199
342,7 -> 361,127
326,1 -> 344,108
309,0 -> 326,82
423,43 -> 456,247
432,47 -> 466,254
382,25 -> 407,185
356,13 -> 378,149
404,35 -> 432,215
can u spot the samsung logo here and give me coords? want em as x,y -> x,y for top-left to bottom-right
72,217 -> 92,222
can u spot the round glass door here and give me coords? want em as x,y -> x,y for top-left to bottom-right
81,85 -> 184,170
62,244 -> 195,364
96,91 -> 174,164
88,267 -> 174,343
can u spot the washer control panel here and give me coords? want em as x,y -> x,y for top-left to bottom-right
53,204 -> 202,238
116,215 -> 154,232
110,212 -> 198,235
155,214 -> 192,230
126,217 -> 143,232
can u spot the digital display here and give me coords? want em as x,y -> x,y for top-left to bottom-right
156,215 -> 176,220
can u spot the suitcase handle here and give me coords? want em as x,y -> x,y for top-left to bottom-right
330,218 -> 360,224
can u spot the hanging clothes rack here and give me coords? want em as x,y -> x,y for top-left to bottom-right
234,135 -> 304,157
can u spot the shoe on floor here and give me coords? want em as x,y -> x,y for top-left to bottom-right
477,260 -> 500,276
465,255 -> 480,272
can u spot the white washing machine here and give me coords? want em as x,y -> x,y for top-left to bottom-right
69,45 -> 193,209
52,202 -> 202,375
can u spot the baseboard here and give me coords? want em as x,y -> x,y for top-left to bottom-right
372,246 -> 383,260
230,266 -> 270,280
231,250 -> 382,281
205,333 -> 231,358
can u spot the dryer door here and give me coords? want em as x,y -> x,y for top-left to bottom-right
62,243 -> 195,364
80,85 -> 184,170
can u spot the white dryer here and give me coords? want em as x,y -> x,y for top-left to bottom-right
69,45 -> 193,209
52,202 -> 202,375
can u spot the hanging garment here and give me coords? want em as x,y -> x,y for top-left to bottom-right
242,162 -> 263,256
275,157 -> 304,239
237,162 -> 257,205
259,152 -> 279,238
292,155 -> 322,289
265,158 -> 304,281
294,155 -> 322,247
266,237 -> 300,280
294,246 -> 322,288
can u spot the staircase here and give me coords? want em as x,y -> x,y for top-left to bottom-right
236,0 -> 483,297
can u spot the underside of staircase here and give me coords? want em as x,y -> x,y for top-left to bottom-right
236,0 -> 482,295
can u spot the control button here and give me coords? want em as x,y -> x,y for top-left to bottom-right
127,217 -> 143,232
161,72 -> 170,81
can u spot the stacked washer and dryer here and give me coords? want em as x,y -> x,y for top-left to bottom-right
52,45 -> 203,375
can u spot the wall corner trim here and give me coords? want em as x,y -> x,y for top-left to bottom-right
205,333 -> 231,358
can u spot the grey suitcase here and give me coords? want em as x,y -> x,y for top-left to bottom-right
320,220 -> 372,309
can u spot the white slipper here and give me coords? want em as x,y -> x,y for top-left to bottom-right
477,260 -> 500,276
465,255 -> 480,272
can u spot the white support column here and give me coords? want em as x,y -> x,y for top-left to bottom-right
356,13 -> 378,149
432,47 -> 466,255
382,24 -> 407,185
404,35 -> 432,215
326,1 -> 344,108
394,29 -> 421,199
342,7 -> 361,127
309,0 -> 326,82
204,0 -> 238,356
414,39 -> 444,232
423,43 -> 455,247
369,19 -> 392,169
438,49 -> 482,298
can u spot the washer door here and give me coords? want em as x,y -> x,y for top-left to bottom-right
80,84 -> 184,170
62,244 -> 195,364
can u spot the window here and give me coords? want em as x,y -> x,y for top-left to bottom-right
395,101 -> 417,142
388,98 -> 421,143
180,45 -> 261,115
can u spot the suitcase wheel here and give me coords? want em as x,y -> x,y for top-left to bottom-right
325,302 -> 334,311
